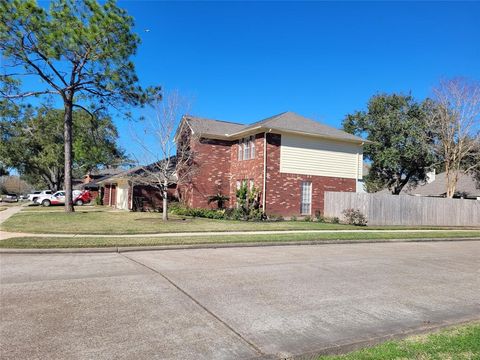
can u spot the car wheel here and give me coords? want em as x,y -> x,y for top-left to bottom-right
75,199 -> 83,206
42,199 -> 51,207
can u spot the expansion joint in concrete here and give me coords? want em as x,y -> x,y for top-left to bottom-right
119,253 -> 268,358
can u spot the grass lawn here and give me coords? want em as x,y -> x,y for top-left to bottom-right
2,207 -> 479,235
2,209 -> 361,234
0,207 -> 7,212
317,322 -> 480,360
1,231 -> 479,248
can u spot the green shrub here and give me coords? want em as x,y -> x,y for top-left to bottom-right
342,208 -> 367,226
291,215 -> 297,221
331,216 -> 340,224
94,195 -> 103,206
315,210 -> 325,222
304,216 -> 312,222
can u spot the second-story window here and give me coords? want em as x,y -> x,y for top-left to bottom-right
238,135 -> 255,161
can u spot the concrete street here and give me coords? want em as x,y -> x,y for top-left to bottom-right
1,241 -> 479,359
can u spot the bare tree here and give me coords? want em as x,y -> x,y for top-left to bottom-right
429,78 -> 480,198
131,91 -> 199,221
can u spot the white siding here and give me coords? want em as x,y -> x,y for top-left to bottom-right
280,133 -> 363,179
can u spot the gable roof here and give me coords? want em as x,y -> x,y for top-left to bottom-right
186,116 -> 245,137
182,111 -> 367,144
405,171 -> 480,198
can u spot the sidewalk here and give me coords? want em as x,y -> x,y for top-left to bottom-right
0,205 -> 24,225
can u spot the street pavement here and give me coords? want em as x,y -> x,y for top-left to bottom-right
1,241 -> 479,359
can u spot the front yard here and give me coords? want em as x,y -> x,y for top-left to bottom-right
4,208 -> 359,234
0,206 -> 479,248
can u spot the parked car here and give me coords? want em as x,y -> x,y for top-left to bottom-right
35,190 -> 91,207
28,190 -> 52,202
1,193 -> 18,202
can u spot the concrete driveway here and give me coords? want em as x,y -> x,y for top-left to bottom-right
1,241 -> 479,359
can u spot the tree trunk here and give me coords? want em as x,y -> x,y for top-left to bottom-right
162,180 -> 168,221
446,171 -> 457,198
63,100 -> 74,212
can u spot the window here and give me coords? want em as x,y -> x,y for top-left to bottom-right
237,136 -> 255,161
244,138 -> 250,160
300,181 -> 312,215
249,179 -> 254,190
236,180 -> 241,190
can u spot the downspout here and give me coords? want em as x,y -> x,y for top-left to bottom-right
262,132 -> 267,212
109,183 -> 112,206
355,142 -> 363,192
263,130 -> 272,213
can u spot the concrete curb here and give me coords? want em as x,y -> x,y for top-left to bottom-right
0,237 -> 479,254
288,316 -> 480,360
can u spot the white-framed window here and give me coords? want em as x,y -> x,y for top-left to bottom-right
237,136 -> 255,161
236,180 -> 241,190
244,138 -> 250,160
300,181 -> 312,215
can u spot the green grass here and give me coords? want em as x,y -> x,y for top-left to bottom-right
317,322 -> 480,360
1,210 -> 360,234
0,207 -> 7,212
2,208 -> 478,235
1,231 -> 479,248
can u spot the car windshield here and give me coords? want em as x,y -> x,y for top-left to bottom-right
34,191 -> 41,194
55,192 -> 65,197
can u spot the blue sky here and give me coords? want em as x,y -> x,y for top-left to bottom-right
114,1 -> 480,159
14,1 -> 480,161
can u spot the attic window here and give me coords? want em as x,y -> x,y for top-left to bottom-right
238,136 -> 255,161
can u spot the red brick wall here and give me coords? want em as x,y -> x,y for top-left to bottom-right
264,133 -> 356,217
185,137 -> 233,209
132,185 -> 177,211
229,133 -> 265,207
103,184 -> 117,207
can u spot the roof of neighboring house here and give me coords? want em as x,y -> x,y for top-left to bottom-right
183,111 -> 367,144
95,157 -> 177,185
405,171 -> 480,198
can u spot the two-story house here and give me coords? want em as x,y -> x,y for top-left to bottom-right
175,111 -> 367,217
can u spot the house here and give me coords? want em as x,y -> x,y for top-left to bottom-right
403,170 -> 480,200
76,168 -> 126,200
175,111 -> 367,217
96,160 -> 177,211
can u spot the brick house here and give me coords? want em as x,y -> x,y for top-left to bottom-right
175,111 -> 367,217
96,162 -> 177,211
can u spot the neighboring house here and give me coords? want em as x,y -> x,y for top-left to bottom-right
356,163 -> 371,193
96,161 -> 177,211
403,170 -> 480,200
76,167 -> 125,201
175,111 -> 367,217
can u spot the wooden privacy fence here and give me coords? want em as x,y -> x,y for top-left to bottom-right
324,192 -> 480,226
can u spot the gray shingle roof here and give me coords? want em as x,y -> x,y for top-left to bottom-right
405,171 -> 480,198
186,116 -> 245,137
184,111 -> 366,143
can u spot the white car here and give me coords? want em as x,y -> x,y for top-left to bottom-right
28,190 -> 52,202
35,190 -> 88,207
